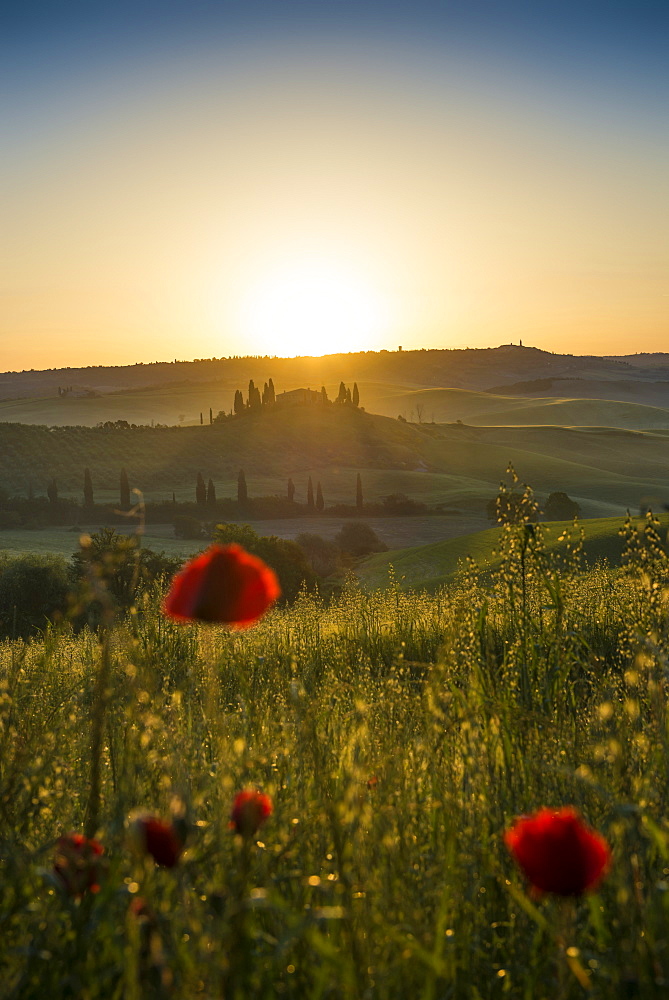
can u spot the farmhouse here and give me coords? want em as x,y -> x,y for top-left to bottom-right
275,388 -> 323,407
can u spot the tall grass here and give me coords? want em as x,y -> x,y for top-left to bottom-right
1,516 -> 669,997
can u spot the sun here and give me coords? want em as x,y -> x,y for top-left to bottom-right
238,258 -> 388,357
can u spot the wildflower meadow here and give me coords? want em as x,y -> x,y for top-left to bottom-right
2,513 -> 669,998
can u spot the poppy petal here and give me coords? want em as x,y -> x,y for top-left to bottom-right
164,544 -> 280,627
505,807 -> 611,896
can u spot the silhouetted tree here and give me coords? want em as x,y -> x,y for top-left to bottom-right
196,472 -> 207,506
262,381 -> 270,405
234,389 -> 244,415
209,407 -> 213,425
316,482 -> 324,511
267,378 -> 276,403
336,381 -> 347,403
352,382 -> 359,407
200,412 -> 203,425
307,477 -> 315,510
47,479 -> 58,504
120,468 -> 130,509
83,468 -> 94,507
238,469 -> 248,505
0,554 -> 70,638
345,387 -> 352,404
321,385 -> 328,403
247,379 -> 255,407
207,478 -> 216,504
335,521 -> 388,557
356,473 -> 363,511
288,478 -> 295,502
544,492 -> 581,521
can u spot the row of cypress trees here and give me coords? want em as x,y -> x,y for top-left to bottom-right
49,468 -> 364,511
233,379 -> 276,415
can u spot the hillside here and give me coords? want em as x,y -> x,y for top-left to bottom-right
3,345 -> 669,428
357,514 -> 669,591
1,405 -> 668,520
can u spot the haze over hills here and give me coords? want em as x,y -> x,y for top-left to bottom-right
2,345 -> 669,430
2,345 -> 668,567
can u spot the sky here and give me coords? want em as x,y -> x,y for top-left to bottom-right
2,0 -> 667,370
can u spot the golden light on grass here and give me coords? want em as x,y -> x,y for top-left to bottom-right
237,257 -> 389,357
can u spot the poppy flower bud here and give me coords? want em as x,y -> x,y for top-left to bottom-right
163,544 -> 280,627
505,806 -> 611,896
129,814 -> 184,868
230,790 -> 273,838
53,832 -> 104,897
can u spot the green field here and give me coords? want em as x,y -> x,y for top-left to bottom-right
358,514 -> 669,590
3,521 -> 669,996
0,513 -> 490,562
2,407 -> 669,522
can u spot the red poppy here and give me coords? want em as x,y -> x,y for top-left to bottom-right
505,807 -> 611,896
163,544 -> 280,627
230,790 -> 273,838
53,833 -> 104,897
129,814 -> 184,868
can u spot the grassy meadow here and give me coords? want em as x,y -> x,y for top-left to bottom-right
3,515 -> 669,997
358,515 -> 669,590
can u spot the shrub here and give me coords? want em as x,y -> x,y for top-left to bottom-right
296,532 -> 342,577
173,515 -> 205,540
334,521 -> 388,557
71,527 -> 182,613
543,491 -> 582,521
0,553 -> 71,637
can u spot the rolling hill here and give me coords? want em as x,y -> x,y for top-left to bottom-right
3,345 -> 669,429
357,515 -> 669,591
1,405 -> 668,522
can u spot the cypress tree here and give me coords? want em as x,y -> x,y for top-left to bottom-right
307,477 -> 315,510
321,385 -> 328,404
316,481 -> 324,511
47,478 -> 58,504
120,468 -> 130,508
356,473 -> 363,511
83,467 -> 94,507
200,412 -> 203,425
247,380 -> 255,407
234,389 -> 244,415
209,407 -> 213,424
196,472 -> 207,505
288,477 -> 295,502
238,469 -> 248,505
207,478 -> 216,504
268,378 -> 276,403
336,381 -> 346,403
345,387 -> 352,404
352,382 -> 359,406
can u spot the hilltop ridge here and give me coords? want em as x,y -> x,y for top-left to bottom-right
2,345 -> 669,428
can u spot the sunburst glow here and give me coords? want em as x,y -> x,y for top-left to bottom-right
238,259 -> 388,357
